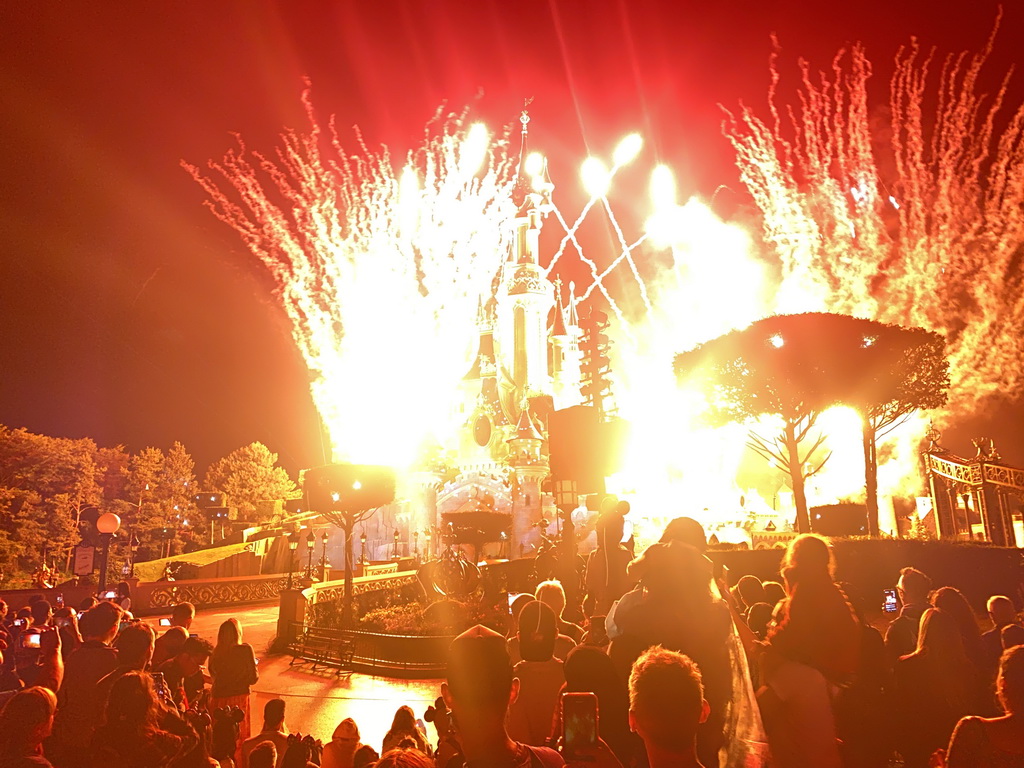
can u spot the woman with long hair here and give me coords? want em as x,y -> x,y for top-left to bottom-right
769,533 -> 860,684
0,686 -> 58,767
209,619 -> 258,763
382,705 -> 430,755
945,644 -> 1024,766
757,534 -> 859,768
894,608 -> 979,768
91,671 -> 183,767
115,581 -> 133,613
933,588 -> 987,669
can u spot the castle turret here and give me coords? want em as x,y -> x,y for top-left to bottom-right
496,112 -> 555,405
507,404 -> 548,556
550,280 -> 584,409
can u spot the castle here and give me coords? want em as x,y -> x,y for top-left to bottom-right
435,114 -> 589,557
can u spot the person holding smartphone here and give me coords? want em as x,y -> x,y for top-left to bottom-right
0,620 -> 62,712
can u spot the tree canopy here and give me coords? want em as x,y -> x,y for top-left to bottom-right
674,312 -> 949,534
203,441 -> 300,520
0,426 -> 301,586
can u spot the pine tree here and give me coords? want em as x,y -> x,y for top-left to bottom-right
203,442 -> 300,521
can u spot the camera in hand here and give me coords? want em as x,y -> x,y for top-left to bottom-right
21,632 -> 42,650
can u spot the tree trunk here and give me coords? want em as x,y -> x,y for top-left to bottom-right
786,421 -> 811,533
863,424 -> 880,537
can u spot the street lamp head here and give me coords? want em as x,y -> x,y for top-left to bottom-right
306,530 -> 315,549
321,531 -> 329,544
288,533 -> 299,551
360,532 -> 366,544
96,512 -> 121,535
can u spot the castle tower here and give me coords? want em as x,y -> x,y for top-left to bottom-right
550,280 -> 584,410
496,112 -> 555,407
507,405 -> 548,556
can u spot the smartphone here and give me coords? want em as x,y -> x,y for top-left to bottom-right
151,672 -> 172,704
159,618 -> 172,627
21,632 -> 41,650
561,692 -> 599,760
56,594 -> 65,609
104,591 -> 117,599
56,617 -> 73,630
13,618 -> 27,629
883,588 -> 899,613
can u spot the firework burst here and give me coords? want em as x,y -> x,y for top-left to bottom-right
724,25 -> 1024,422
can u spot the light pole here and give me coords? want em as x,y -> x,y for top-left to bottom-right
360,531 -> 367,565
286,532 -> 299,589
304,529 -> 316,581
96,512 -> 121,593
319,531 -> 329,580
128,533 -> 140,578
392,529 -> 400,560
413,530 -> 420,562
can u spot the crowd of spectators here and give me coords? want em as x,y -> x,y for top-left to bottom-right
2,513 -> 1023,768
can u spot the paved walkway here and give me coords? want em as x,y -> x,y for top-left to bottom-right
184,604 -> 442,752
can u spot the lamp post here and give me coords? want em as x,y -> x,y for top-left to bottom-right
305,529 -> 316,581
413,530 -> 420,563
426,529 -> 432,561
360,531 -> 367,566
286,532 -> 299,589
124,533 -> 140,578
393,529 -> 400,560
96,512 -> 121,593
319,531 -> 329,580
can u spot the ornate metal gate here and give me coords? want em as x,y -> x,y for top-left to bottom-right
924,430 -> 1024,546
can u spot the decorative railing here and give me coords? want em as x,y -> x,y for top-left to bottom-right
925,452 -> 983,485
303,570 -> 422,629
0,573 -> 293,616
139,574 -> 290,611
924,436 -> 1023,546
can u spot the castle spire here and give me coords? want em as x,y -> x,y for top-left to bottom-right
551,278 -> 568,337
567,280 -> 580,328
512,102 -> 533,209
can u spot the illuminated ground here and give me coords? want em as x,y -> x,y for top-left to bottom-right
189,604 -> 443,750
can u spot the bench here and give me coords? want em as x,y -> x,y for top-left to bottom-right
289,626 -> 355,673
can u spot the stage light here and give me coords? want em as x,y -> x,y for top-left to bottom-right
613,133 -> 643,167
460,123 -> 489,177
650,165 -> 675,210
581,157 -> 610,198
524,151 -> 545,178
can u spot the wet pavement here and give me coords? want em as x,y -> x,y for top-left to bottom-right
185,604 -> 443,752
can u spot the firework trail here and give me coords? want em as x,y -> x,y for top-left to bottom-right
185,88 -> 520,466
724,28 -> 1024,424
184,86 -> 663,468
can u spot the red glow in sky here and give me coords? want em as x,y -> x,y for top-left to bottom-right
1,1 -> 1021,472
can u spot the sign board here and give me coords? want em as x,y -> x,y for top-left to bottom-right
73,546 -> 95,576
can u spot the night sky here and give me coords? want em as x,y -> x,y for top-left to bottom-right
2,1 -> 1022,474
